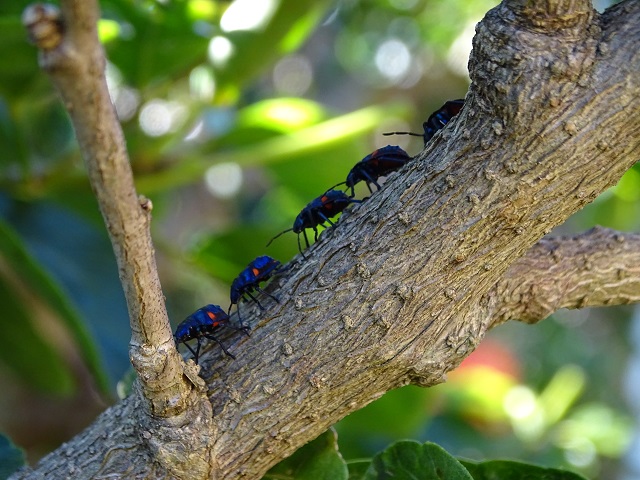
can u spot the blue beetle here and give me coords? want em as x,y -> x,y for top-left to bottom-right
384,99 -> 464,145
267,189 -> 359,257
174,304 -> 249,364
228,255 -> 281,326
339,145 -> 412,197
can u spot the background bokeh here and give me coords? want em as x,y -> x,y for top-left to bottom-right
0,0 -> 637,478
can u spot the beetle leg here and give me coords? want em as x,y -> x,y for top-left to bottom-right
203,334 -> 235,359
192,339 -> 202,365
361,170 -> 382,191
296,233 -> 306,258
224,323 -> 251,337
245,291 -> 265,310
256,286 -> 280,304
235,302 -> 244,328
317,212 -> 336,229
181,341 -> 198,364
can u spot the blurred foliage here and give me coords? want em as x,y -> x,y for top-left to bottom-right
0,0 -> 637,476
0,219 -> 108,394
460,458 -> 588,480
266,435 -> 589,479
265,428 -> 348,480
0,433 -> 25,480
364,440 -> 474,479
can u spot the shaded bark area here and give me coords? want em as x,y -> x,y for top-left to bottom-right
14,0 -> 640,479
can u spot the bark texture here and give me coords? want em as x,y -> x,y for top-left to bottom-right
15,0 -> 640,479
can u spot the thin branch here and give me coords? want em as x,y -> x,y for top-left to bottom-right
492,227 -> 640,326
22,1 -> 213,477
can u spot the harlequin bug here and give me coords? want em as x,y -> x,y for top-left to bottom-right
384,99 -> 464,145
267,189 -> 359,257
174,304 -> 249,364
229,255 -> 282,325
336,145 -> 412,197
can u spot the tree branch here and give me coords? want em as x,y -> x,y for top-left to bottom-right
14,0 -> 640,479
492,227 -> 640,326
21,1 -> 214,477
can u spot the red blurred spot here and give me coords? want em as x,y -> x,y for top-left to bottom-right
454,339 -> 521,380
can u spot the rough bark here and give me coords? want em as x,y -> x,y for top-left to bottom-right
493,227 -> 640,326
15,0 -> 640,479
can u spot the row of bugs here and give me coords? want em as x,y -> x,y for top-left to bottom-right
174,99 -> 464,364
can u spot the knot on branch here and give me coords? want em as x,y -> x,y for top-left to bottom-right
139,194 -> 154,212
135,381 -> 215,480
130,342 -> 198,417
22,3 -> 63,50
506,0 -> 594,31
468,0 -> 599,127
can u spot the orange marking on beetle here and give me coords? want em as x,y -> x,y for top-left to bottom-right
207,311 -> 216,320
252,267 -> 260,276
321,195 -> 328,203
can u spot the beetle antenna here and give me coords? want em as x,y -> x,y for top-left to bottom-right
266,228 -> 294,247
382,131 -> 423,137
327,181 -> 347,191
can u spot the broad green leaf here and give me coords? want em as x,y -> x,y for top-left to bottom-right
347,459 -> 372,480
0,433 -> 25,480
364,441 -> 473,480
0,219 -> 109,394
460,459 -> 588,480
264,428 -> 348,480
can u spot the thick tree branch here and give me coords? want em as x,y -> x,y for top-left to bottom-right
21,1 -> 214,477
492,227 -> 640,326
14,0 -> 640,479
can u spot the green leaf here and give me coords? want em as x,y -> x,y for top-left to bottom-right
460,459 -> 588,480
264,428 -> 348,480
0,219 -> 109,394
347,460 -> 372,480
364,441 -> 473,480
0,433 -> 25,480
